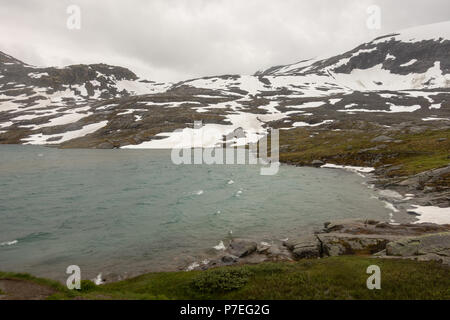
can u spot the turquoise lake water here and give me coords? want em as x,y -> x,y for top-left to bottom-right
0,145 -> 392,281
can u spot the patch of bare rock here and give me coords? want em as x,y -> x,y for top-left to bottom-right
377,165 -> 450,207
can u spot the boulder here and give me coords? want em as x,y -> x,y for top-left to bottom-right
265,244 -> 294,261
311,160 -> 324,167
386,232 -> 450,258
95,141 -> 115,149
317,233 -> 398,256
221,254 -> 239,264
284,235 -> 321,259
292,245 -> 320,259
227,239 -> 257,258
256,243 -> 271,254
386,239 -> 420,256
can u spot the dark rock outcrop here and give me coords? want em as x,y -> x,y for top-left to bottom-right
385,232 -> 450,265
284,220 -> 450,264
227,239 -> 258,258
284,235 -> 321,258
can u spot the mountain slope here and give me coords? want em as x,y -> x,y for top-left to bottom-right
257,21 -> 450,90
0,22 -> 449,149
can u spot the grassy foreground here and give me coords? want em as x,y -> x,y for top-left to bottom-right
1,256 -> 449,300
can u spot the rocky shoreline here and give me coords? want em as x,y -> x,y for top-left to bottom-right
311,161 -> 450,216
183,219 -> 450,273
372,164 -> 449,209
180,163 -> 450,274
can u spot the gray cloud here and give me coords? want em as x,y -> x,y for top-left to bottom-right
0,0 -> 449,81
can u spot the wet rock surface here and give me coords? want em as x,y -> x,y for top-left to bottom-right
385,232 -> 450,264
380,165 -> 450,208
184,220 -> 450,271
284,235 -> 321,259
314,220 -> 450,264
227,239 -> 258,258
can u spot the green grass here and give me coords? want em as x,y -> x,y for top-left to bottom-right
2,257 -> 449,300
279,127 -> 450,177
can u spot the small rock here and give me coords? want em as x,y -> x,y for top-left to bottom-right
386,239 -> 420,256
318,233 -> 396,256
96,141 -> 114,149
227,239 -> 257,258
371,135 -> 393,143
284,235 -> 321,259
257,243 -> 271,254
221,254 -> 239,264
311,160 -> 324,167
292,244 -> 320,259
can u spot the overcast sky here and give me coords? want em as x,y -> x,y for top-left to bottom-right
1,0 -> 449,82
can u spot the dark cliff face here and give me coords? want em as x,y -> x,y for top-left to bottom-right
0,51 -> 139,99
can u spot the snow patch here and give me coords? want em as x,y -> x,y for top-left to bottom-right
292,120 -> 333,127
410,205 -> 450,224
321,163 -> 375,174
400,59 -> 418,67
23,120 -> 108,145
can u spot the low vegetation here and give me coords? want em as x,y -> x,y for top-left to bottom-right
1,256 -> 449,300
278,125 -> 450,178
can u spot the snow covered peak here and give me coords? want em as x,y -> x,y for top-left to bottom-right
258,21 -> 450,77
373,21 -> 450,44
254,21 -> 450,91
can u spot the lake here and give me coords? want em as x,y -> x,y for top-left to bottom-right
0,145 -> 395,281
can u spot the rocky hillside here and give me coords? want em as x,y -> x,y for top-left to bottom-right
0,21 -> 449,149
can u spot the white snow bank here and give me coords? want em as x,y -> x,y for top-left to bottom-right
422,117 -> 449,121
122,107 -> 285,149
292,120 -> 333,127
400,59 -> 418,67
409,205 -> 450,224
23,121 -> 108,145
321,163 -> 375,174
28,72 -> 49,79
